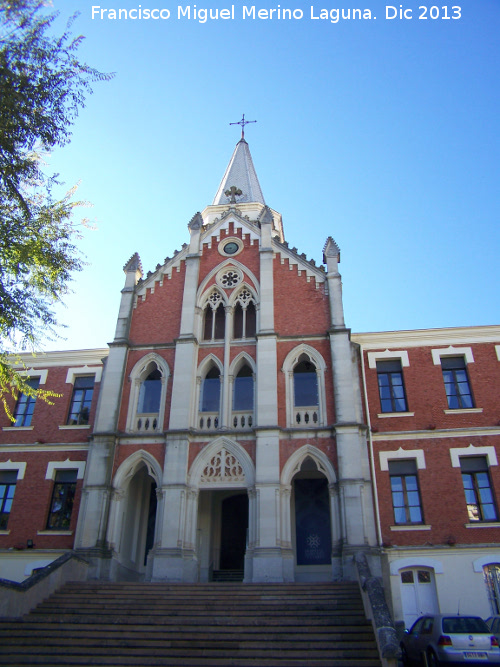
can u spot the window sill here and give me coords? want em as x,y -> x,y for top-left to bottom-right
0,530 -> 10,535
465,522 -> 500,529
58,425 -> 91,430
2,426 -> 34,431
378,412 -> 415,419
390,524 -> 431,531
444,408 -> 483,414
36,530 -> 73,536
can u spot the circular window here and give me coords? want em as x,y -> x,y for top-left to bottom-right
216,266 -> 243,290
218,237 -> 243,257
224,242 -> 239,255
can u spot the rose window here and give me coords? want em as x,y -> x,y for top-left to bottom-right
219,270 -> 242,288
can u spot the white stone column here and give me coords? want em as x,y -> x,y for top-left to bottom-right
152,434 -> 197,582
323,236 -> 377,551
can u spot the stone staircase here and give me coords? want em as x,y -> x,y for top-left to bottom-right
0,581 -> 382,666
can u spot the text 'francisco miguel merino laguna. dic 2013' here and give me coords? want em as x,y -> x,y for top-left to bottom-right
91,6 -> 463,23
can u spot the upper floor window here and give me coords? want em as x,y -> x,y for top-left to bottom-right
0,471 -> 17,529
233,289 -> 256,339
126,356 -> 169,433
199,365 -> 221,430
283,346 -> 326,428
294,356 -> 318,408
441,356 -> 474,409
203,291 -> 225,341
233,365 -> 254,411
461,456 -> 497,522
46,469 -> 78,530
13,377 -> 40,427
389,459 -> 423,524
67,376 -> 94,425
137,368 -> 162,414
200,366 -> 221,413
377,360 -> 408,413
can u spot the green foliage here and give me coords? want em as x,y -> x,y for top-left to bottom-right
0,0 -> 113,418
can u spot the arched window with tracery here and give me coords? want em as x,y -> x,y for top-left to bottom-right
126,357 -> 169,433
484,564 -> 500,615
283,347 -> 326,428
293,355 -> 319,425
199,365 -> 221,430
202,290 -> 225,341
233,289 -> 256,339
232,364 -> 254,428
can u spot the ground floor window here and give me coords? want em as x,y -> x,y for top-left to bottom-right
0,471 -> 17,529
484,564 -> 500,615
46,470 -> 78,530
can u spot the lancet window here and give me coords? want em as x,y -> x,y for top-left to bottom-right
233,289 -> 256,339
283,347 -> 326,428
126,356 -> 169,433
199,365 -> 221,430
232,363 -> 254,428
202,290 -> 226,341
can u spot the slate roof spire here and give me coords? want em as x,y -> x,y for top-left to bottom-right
212,138 -> 265,206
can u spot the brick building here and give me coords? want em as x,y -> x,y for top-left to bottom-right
1,136 -> 499,629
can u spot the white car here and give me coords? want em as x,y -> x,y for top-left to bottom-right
401,614 -> 500,665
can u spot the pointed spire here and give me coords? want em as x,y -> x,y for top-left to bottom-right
212,139 -> 265,206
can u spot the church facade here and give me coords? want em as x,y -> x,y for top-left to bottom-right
1,136 -> 500,630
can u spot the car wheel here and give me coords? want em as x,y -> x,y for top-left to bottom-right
426,649 -> 440,667
400,645 -> 411,666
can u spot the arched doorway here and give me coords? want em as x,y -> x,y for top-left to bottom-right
197,489 -> 249,581
292,457 -> 332,570
220,494 -> 248,570
189,437 -> 256,582
113,462 -> 158,580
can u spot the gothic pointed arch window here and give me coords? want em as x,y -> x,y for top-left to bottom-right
126,356 -> 169,433
232,363 -> 254,428
233,288 -> 256,340
199,363 -> 221,430
203,290 -> 226,341
283,347 -> 327,428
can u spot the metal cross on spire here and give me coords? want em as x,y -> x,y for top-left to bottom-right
230,114 -> 257,140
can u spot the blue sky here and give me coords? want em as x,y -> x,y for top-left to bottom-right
41,0 -> 499,350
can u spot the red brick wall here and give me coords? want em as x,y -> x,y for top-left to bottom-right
0,366 -> 102,445
274,257 -> 330,336
0,450 -> 86,549
364,343 -> 500,432
375,435 -> 500,547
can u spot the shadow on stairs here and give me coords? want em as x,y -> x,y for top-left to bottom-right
0,580 -> 383,666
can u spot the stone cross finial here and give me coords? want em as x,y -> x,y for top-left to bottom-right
224,185 -> 242,203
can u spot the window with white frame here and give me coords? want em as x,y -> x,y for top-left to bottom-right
441,356 -> 474,409
199,364 -> 221,430
0,471 -> 18,529
460,456 -> 498,522
126,356 -> 169,433
233,288 -> 256,339
202,290 -> 226,341
389,459 -> 424,524
46,469 -> 78,530
283,347 -> 326,428
13,377 -> 40,426
232,363 -> 254,428
376,360 -> 408,413
67,376 -> 95,425
484,564 -> 500,615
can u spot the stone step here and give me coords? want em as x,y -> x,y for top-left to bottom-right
0,581 -> 382,666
